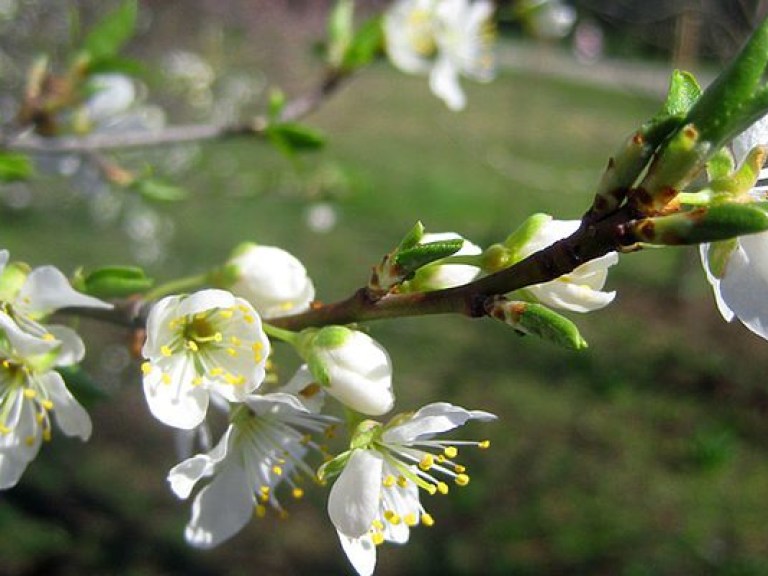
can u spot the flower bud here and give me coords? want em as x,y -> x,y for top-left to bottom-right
303,326 -> 394,416
400,232 -> 481,292
227,243 -> 315,319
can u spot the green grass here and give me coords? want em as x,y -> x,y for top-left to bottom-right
4,59 -> 768,575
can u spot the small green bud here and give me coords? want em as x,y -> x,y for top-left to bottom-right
74,265 -> 153,298
503,213 -> 551,263
486,297 -> 588,350
626,202 -> 768,245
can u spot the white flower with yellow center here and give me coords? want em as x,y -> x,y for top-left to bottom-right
516,217 -> 618,312
0,250 -> 113,365
141,289 -> 270,429
227,243 -> 315,319
384,0 -> 495,111
0,311 -> 91,489
167,389 -> 335,549
324,402 -> 496,576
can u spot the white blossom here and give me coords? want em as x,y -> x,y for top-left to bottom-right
516,217 -> 618,312
400,232 -> 481,292
0,311 -> 91,489
303,326 -> 394,416
167,390 -> 334,549
0,250 -> 112,365
141,289 -> 270,429
228,243 -> 315,319
384,0 -> 495,111
326,403 -> 496,576
700,115 -> 768,338
84,74 -> 137,123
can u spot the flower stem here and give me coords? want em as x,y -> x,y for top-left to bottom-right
144,272 -> 210,301
262,322 -> 300,345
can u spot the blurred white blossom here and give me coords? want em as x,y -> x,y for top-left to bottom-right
384,0 -> 495,110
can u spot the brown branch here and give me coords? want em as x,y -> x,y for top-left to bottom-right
268,205 -> 641,331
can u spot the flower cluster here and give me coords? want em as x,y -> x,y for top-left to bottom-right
384,0 -> 496,110
0,250 -> 111,488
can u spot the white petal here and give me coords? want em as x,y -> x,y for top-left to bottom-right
177,289 -> 236,318
184,459 -> 254,549
328,449 -> 384,538
338,531 -> 377,576
170,426 -> 234,497
717,233 -> 768,339
142,361 -> 210,429
0,451 -> 28,490
430,57 -> 466,111
384,402 -> 496,443
699,243 -> 735,322
43,325 -> 86,366
18,266 -> 112,317
0,249 -> 8,274
278,364 -> 325,413
0,312 -> 57,357
42,371 -> 92,440
142,295 -> 181,357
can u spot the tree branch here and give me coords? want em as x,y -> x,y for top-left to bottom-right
1,68 -> 349,154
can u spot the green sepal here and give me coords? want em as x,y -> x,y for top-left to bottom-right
72,265 -> 153,298
0,152 -> 33,183
629,202 -> 768,245
503,213 -> 550,263
317,449 -> 352,483
393,239 -> 464,275
80,0 -> 138,67
350,419 -> 381,450
341,15 -> 383,71
487,298 -> 588,350
0,262 -> 30,303
712,146 -> 766,195
327,0 -> 354,68
57,365 -> 108,409
707,238 -> 739,279
132,178 -> 187,202
480,244 -> 513,274
266,122 -> 326,156
313,325 -> 352,349
707,147 -> 736,180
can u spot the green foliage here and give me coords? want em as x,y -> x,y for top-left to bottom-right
326,0 -> 383,71
0,152 -> 33,183
132,178 -> 187,203
341,15 -> 384,71
73,265 -> 154,298
660,70 -> 701,118
81,0 -> 138,66
266,122 -> 326,156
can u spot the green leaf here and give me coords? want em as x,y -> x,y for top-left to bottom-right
0,152 -> 33,183
661,70 -> 702,117
133,178 -> 187,202
487,298 -> 588,350
266,122 -> 326,155
396,221 -> 426,252
81,0 -> 138,64
74,265 -> 153,298
631,202 -> 768,245
707,147 -> 735,180
394,239 -> 464,274
342,15 -> 383,70
85,56 -> 146,77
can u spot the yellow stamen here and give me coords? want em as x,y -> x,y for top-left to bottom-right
455,474 -> 470,486
292,487 -> 304,499
383,474 -> 396,488
443,446 -> 458,458
272,465 -> 283,476
384,510 -> 401,525
478,440 -> 491,449
161,345 -> 173,357
404,513 -> 418,527
421,513 -> 435,527
419,454 -> 434,471
141,362 -> 152,375
23,388 -> 36,399
372,531 -> 385,546
186,340 -> 199,352
436,482 -> 449,495
255,505 -> 267,518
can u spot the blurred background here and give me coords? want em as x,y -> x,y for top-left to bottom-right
3,0 -> 768,574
